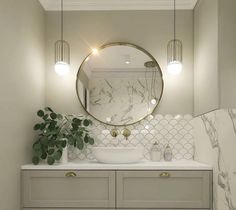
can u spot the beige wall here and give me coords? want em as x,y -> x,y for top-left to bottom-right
0,0 -> 45,210
218,0 -> 236,108
45,10 -> 194,115
193,0 -> 219,116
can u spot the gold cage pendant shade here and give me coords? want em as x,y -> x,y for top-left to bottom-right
167,39 -> 183,75
54,40 -> 70,76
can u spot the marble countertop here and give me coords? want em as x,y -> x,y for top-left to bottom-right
21,160 -> 212,170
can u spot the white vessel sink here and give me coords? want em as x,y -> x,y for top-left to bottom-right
92,146 -> 144,164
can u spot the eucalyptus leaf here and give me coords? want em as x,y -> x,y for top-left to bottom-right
88,137 -> 95,145
34,124 -> 41,130
47,156 -> 55,165
41,152 -> 47,160
77,131 -> 83,136
54,150 -> 62,160
43,114 -> 49,120
40,123 -> 46,130
48,140 -> 55,147
45,107 -> 53,112
37,110 -> 44,117
32,156 -> 40,165
33,142 -> 41,151
41,137 -> 48,146
74,119 -> 82,126
77,141 -> 84,150
61,140 -> 67,148
50,112 -> 57,119
48,120 -> 57,130
35,149 -> 43,157
48,149 -> 55,155
83,119 -> 90,126
84,135 -> 89,143
76,136 -> 83,143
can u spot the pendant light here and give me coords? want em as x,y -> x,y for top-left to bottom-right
54,0 -> 70,76
167,0 -> 182,75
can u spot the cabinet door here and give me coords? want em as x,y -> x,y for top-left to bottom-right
116,170 -> 212,209
22,170 -> 115,208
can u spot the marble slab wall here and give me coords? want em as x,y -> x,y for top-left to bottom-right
192,109 -> 236,210
89,77 -> 161,125
68,114 -> 195,161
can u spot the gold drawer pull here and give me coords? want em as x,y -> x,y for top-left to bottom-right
160,172 -> 170,178
65,172 -> 77,177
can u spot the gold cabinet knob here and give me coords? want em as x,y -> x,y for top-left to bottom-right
160,172 -> 170,178
65,171 -> 77,177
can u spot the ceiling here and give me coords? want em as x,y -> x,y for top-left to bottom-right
86,45 -> 151,70
39,0 -> 198,11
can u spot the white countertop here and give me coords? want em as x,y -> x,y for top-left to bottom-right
21,160 -> 212,170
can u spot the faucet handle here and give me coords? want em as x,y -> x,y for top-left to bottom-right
122,128 -> 131,140
110,128 -> 119,137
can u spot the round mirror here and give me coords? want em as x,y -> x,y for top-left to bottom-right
76,43 -> 163,126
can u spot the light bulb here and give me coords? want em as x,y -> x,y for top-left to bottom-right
167,61 -> 182,75
54,61 -> 70,76
151,98 -> 157,105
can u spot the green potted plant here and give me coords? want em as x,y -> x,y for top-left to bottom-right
32,107 -> 94,165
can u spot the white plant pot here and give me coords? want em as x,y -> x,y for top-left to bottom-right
60,147 -> 68,164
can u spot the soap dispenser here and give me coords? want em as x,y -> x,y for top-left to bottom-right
164,144 -> 172,161
150,141 -> 161,161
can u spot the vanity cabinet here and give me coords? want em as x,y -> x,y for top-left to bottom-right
22,169 -> 212,210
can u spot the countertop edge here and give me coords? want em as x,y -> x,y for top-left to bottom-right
21,161 -> 213,171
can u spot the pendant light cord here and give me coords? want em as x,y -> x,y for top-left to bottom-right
61,0 -> 63,42
61,0 -> 64,60
173,0 -> 176,60
174,0 -> 176,41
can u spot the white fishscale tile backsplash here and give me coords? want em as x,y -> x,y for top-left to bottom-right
68,114 -> 195,161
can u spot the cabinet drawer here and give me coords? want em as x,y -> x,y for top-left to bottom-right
22,170 -> 115,208
23,209 -> 115,210
116,170 -> 212,209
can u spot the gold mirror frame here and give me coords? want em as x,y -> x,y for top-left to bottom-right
76,42 -> 164,126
